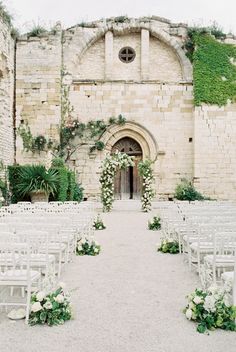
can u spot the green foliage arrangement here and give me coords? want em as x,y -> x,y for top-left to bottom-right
148,216 -> 161,230
174,179 -> 206,201
100,151 -> 134,212
93,214 -> 106,230
184,286 -> 236,334
138,159 -> 155,212
76,237 -> 101,256
29,285 -> 72,326
158,238 -> 180,254
16,165 -> 59,198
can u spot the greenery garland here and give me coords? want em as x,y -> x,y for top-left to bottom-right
100,152 -> 134,212
138,159 -> 155,212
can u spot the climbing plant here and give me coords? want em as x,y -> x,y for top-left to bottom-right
18,115 -> 126,161
17,123 -> 53,153
100,152 -> 134,212
184,27 -> 236,106
138,159 -> 155,212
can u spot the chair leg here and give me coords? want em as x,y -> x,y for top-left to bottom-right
25,282 -> 32,324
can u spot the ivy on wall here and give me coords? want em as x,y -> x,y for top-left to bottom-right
185,28 -> 236,106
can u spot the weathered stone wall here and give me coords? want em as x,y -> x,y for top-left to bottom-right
68,82 -> 194,198
149,37 -> 182,81
194,104 -> 236,200
15,26 -> 62,165
0,16 -> 14,174
13,16 -> 236,201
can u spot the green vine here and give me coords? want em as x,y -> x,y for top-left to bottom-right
184,26 -> 236,106
17,123 -> 53,153
58,114 -> 126,161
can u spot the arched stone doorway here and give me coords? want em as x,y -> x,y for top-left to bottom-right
112,137 -> 142,200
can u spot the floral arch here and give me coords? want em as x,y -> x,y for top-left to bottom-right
100,151 -> 155,212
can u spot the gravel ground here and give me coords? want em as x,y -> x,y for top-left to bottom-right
0,201 -> 236,352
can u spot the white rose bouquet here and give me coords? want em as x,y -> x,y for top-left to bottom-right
184,287 -> 236,333
29,285 -> 72,326
76,237 -> 101,256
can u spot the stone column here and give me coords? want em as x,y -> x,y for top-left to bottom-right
141,29 -> 149,80
105,31 -> 113,80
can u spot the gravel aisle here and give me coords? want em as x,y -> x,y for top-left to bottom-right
0,201 -> 236,352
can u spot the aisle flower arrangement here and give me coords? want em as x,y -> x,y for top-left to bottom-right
100,151 -> 134,212
138,160 -> 155,212
76,237 -> 101,256
29,284 -> 72,326
184,286 -> 236,333
93,214 -> 106,230
148,216 -> 161,230
157,238 -> 180,254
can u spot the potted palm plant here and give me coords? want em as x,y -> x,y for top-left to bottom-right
16,165 -> 59,203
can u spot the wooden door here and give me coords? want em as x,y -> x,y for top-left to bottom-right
112,137 -> 142,200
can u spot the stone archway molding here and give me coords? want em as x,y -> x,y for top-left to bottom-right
75,21 -> 192,81
100,121 -> 158,162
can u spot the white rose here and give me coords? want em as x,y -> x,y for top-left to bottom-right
94,248 -> 99,253
55,294 -> 64,303
43,301 -> 52,310
193,296 -> 203,305
77,245 -> 83,251
31,302 -> 43,313
185,308 -> 192,320
36,291 -> 46,302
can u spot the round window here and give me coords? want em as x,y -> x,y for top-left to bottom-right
119,47 -> 136,63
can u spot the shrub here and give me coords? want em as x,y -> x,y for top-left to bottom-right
174,179 -> 206,201
8,165 -> 29,203
0,178 -> 8,201
73,183 -> 84,202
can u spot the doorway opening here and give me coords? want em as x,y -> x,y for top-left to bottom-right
111,137 -> 142,200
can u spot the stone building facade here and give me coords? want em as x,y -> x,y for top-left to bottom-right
1,15 -> 236,200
